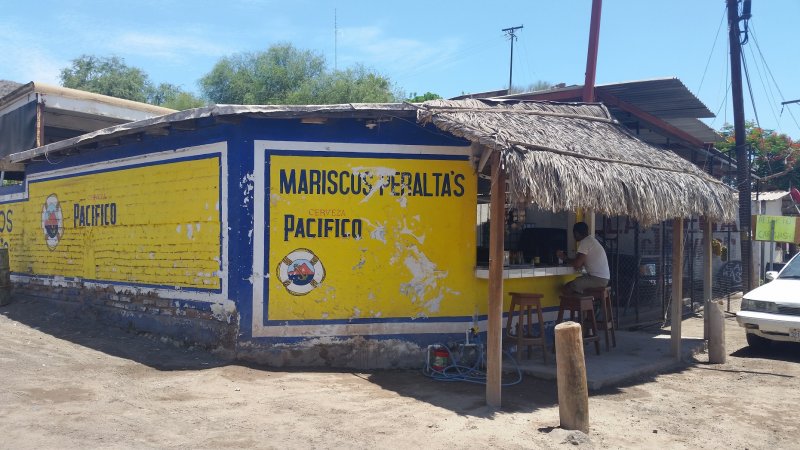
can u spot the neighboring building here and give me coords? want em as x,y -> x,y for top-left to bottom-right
0,81 -> 174,168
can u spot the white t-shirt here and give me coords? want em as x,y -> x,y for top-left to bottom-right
577,235 -> 610,280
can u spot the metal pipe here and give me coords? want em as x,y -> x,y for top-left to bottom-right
582,0 -> 603,102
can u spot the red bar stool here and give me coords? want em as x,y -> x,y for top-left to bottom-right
557,294 -> 601,355
505,292 -> 548,363
584,286 -> 616,350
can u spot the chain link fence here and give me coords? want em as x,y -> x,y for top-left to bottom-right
598,217 -> 745,330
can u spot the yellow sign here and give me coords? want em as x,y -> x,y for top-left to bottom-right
753,215 -> 799,243
1,157 -> 221,290
268,155 -> 476,321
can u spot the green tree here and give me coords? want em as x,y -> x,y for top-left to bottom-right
717,121 -> 800,190
200,43 -> 398,105
60,55 -> 205,109
406,92 -> 442,103
287,65 -> 396,104
150,83 -> 205,110
509,80 -> 553,94
60,55 -> 151,103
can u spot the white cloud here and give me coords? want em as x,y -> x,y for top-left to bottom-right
0,23 -> 65,83
110,32 -> 233,60
337,26 -> 462,74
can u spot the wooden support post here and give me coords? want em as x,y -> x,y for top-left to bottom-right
556,322 -> 589,433
486,151 -> 505,408
671,218 -> 684,359
703,218 -> 713,341
36,97 -> 45,147
708,300 -> 726,364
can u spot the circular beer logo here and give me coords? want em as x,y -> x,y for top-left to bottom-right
276,248 -> 326,296
41,194 -> 64,250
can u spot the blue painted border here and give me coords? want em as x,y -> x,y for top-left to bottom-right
258,148 -> 481,330
6,152 -> 225,295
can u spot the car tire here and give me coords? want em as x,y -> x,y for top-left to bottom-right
746,332 -> 771,350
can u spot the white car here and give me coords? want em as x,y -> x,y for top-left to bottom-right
737,256 -> 800,349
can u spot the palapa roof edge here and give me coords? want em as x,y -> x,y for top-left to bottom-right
417,98 -> 736,226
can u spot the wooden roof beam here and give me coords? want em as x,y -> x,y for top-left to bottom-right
595,90 -> 706,148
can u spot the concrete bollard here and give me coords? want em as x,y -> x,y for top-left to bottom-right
708,300 -> 726,364
555,321 -> 589,433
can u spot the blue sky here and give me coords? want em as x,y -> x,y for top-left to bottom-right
2,0 -> 798,138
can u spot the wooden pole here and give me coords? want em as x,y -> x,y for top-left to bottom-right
727,0 -> 753,292
703,218 -> 713,341
671,218 -> 684,359
556,321 -> 589,433
708,300 -> 726,364
486,151 -> 505,407
36,95 -> 45,147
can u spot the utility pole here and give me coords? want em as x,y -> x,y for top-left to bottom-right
727,0 -> 753,291
502,25 -> 523,91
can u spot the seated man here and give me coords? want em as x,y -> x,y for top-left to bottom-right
556,222 -> 609,295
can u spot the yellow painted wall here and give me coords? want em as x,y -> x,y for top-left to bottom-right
0,157 -> 221,290
268,155 -> 575,321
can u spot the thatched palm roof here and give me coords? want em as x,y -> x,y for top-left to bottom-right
417,99 -> 736,226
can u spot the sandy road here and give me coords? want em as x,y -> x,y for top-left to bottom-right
1,297 -> 799,449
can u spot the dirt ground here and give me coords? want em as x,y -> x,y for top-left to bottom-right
1,297 -> 799,449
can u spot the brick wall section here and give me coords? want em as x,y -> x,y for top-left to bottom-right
13,280 -> 238,349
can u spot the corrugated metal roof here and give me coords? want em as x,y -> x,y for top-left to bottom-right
752,191 -> 789,202
596,78 -> 714,119
664,118 -> 723,143
9,103 -> 418,163
492,77 -> 720,144
0,80 -> 22,98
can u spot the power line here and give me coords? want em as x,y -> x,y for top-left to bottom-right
740,48 -> 761,128
696,5 -> 727,96
750,23 -> 800,133
745,41 -> 780,129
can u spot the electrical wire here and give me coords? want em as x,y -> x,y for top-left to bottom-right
740,47 -> 761,129
710,34 -> 730,128
696,5 -> 727,96
745,42 -> 781,129
421,331 -> 523,386
750,24 -> 800,133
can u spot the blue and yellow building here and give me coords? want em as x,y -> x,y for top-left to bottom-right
2,100 -> 735,367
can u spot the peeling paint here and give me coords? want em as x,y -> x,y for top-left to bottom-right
352,249 -> 367,270
398,218 -> 425,244
210,299 -> 237,323
240,173 -> 255,206
399,245 -> 449,313
186,224 -> 194,239
351,166 -> 395,203
363,218 -> 387,244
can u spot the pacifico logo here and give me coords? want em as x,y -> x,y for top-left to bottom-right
276,248 -> 326,296
41,194 -> 64,250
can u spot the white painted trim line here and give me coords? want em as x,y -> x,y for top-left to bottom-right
253,140 -> 471,156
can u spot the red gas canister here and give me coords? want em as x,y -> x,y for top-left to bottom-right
431,347 -> 449,372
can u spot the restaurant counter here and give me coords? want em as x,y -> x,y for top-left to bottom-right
474,265 -> 577,279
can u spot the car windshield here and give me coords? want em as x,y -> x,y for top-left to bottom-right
778,256 -> 800,278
